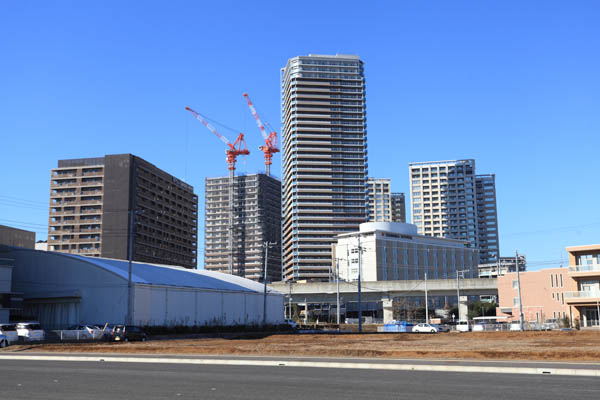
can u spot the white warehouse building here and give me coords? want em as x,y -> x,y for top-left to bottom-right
1,246 -> 284,329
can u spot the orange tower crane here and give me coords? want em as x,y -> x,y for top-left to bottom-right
185,106 -> 250,275
243,93 -> 279,176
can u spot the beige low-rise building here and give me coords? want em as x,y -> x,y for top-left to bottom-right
564,244 -> 600,327
497,267 -> 576,325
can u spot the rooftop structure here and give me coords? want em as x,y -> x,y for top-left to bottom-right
478,255 -> 526,278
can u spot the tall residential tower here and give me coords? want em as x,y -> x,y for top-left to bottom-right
281,54 -> 368,282
367,178 -> 391,222
408,159 -> 499,265
204,173 -> 281,282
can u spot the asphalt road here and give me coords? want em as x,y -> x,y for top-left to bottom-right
1,359 -> 599,400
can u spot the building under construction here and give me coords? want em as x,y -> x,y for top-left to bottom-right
204,173 -> 281,282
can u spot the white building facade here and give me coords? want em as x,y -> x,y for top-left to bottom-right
333,222 -> 478,282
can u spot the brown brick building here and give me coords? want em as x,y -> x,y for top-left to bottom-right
48,154 -> 198,268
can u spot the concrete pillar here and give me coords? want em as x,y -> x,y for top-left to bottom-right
459,296 -> 468,321
382,298 -> 394,324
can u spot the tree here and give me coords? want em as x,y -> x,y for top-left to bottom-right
467,301 -> 497,319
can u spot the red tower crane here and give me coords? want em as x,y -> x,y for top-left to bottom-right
185,106 -> 249,276
243,93 -> 279,176
185,106 -> 250,172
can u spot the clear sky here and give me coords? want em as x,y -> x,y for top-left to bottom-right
1,1 -> 598,270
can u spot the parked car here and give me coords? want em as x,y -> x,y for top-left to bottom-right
412,323 -> 439,333
67,325 -> 104,340
0,333 -> 9,348
432,324 -> 450,332
111,325 -> 147,342
285,319 -> 298,329
16,322 -> 45,341
542,319 -> 560,331
510,321 -> 523,331
0,324 -> 20,344
456,320 -> 471,332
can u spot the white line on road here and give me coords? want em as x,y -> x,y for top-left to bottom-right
0,355 -> 598,377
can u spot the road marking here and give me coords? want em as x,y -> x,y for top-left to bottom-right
0,355 -> 598,377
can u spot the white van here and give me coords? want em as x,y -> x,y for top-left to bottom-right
16,322 -> 45,341
456,320 -> 471,332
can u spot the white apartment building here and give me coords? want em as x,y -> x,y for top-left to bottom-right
333,222 -> 478,282
367,178 -> 391,222
408,159 -> 499,264
281,54 -> 368,282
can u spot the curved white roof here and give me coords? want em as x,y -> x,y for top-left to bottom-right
65,254 -> 278,294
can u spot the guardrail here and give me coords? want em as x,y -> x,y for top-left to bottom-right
568,264 -> 600,273
564,290 -> 600,299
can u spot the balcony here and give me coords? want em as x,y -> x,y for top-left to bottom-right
568,264 -> 600,278
564,290 -> 600,304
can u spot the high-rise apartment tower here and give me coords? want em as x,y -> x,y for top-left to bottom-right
48,154 -> 198,268
367,178 -> 391,222
281,54 -> 368,282
204,173 -> 281,282
408,159 -> 499,265
475,174 -> 499,263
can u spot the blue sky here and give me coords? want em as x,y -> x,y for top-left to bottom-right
1,1 -> 598,269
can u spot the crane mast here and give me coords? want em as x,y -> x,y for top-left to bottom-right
243,93 -> 279,176
185,106 -> 249,276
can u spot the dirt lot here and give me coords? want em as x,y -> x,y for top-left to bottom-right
4,330 -> 600,362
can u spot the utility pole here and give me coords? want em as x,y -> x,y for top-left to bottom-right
335,258 -> 341,329
425,272 -> 429,324
357,235 -> 363,333
127,209 -> 143,325
262,241 -> 277,327
288,281 -> 292,320
516,250 -> 524,331
456,270 -> 461,320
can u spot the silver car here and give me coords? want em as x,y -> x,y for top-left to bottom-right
0,324 -> 19,344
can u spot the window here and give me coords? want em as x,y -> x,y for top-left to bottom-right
550,275 -> 554,288
560,274 -> 563,287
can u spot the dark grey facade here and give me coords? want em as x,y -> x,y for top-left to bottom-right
48,154 -> 198,268
391,193 -> 406,223
475,174 -> 499,264
204,174 -> 281,282
0,225 -> 35,249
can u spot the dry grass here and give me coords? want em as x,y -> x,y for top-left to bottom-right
5,331 -> 600,362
